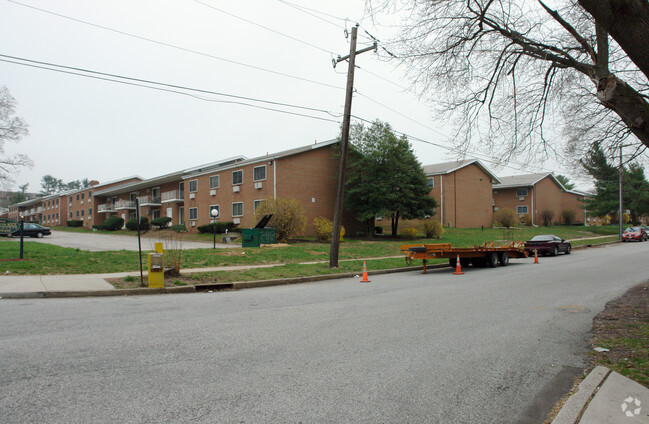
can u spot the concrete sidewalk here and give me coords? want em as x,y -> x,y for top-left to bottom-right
552,366 -> 649,423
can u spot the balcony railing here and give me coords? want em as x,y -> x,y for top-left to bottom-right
137,196 -> 161,207
115,200 -> 136,210
98,203 -> 115,213
161,190 -> 184,203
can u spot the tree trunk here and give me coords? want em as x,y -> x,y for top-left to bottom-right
593,75 -> 649,148
391,212 -> 400,237
579,0 -> 649,80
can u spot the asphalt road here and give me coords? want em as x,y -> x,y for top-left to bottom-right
1,242 -> 648,423
5,230 -> 228,251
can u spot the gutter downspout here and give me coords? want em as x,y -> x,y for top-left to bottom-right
273,157 -> 277,199
531,186 -> 535,226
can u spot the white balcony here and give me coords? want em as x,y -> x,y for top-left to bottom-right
161,190 -> 184,203
115,200 -> 136,210
98,203 -> 115,213
137,196 -> 161,207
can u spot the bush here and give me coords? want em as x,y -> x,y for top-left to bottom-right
100,216 -> 124,231
66,220 -> 83,227
423,219 -> 444,238
313,216 -> 344,242
401,227 -> 418,239
125,217 -> 150,231
197,222 -> 237,234
493,208 -> 519,228
561,209 -> 577,226
151,216 -> 172,228
374,226 -> 383,235
541,209 -> 555,227
254,198 -> 306,243
519,214 -> 532,226
171,224 -> 187,233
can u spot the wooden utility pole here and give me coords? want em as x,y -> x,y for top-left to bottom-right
329,25 -> 376,268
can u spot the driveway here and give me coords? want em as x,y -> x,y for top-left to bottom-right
5,230 -> 232,251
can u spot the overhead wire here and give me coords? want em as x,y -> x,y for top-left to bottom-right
275,0 -> 348,29
6,0 -> 344,91
0,54 -> 342,123
192,0 -> 335,55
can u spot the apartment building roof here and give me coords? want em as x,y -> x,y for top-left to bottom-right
494,172 -> 591,197
182,139 -> 339,180
94,157 -> 249,197
422,159 -> 502,183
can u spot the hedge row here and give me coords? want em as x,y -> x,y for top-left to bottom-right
197,222 -> 238,234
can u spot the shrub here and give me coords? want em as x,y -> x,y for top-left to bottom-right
519,214 -> 532,226
401,227 -> 418,239
374,226 -> 383,235
197,222 -> 237,234
423,219 -> 444,238
66,220 -> 83,227
540,209 -> 555,227
493,208 -> 519,228
254,198 -> 306,243
125,217 -> 149,231
100,216 -> 124,231
561,209 -> 577,226
151,216 -> 172,228
171,224 -> 187,233
313,216 -> 344,242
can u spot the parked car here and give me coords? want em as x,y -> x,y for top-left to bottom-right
524,235 -> 571,256
7,223 -> 51,238
622,226 -> 647,242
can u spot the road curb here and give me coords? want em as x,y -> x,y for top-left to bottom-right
0,264 -> 448,299
551,366 -> 610,424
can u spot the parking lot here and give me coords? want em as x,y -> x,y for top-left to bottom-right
4,230 -> 230,251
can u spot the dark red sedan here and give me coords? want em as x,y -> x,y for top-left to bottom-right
622,226 -> 647,242
524,235 -> 572,256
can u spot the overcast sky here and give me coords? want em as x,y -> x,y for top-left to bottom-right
2,0 -> 593,193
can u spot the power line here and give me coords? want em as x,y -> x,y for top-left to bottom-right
7,0 -> 344,91
193,0 -> 334,55
275,0 -> 348,29
0,54 -> 342,123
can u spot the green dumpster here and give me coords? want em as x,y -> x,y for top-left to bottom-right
241,214 -> 276,247
242,228 -> 276,247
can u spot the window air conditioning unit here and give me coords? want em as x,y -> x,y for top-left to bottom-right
254,182 -> 263,189
189,193 -> 196,199
233,186 -> 240,193
519,196 -> 525,201
233,218 -> 240,224
210,189 -> 216,196
190,221 -> 196,227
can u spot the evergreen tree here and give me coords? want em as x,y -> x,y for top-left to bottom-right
345,120 -> 437,236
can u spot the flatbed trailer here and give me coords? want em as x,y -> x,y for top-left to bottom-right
400,241 -> 529,273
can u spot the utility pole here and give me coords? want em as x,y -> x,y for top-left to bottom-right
619,146 -> 624,240
329,24 -> 376,268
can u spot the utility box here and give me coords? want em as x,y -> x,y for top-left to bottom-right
242,214 -> 276,248
148,242 -> 164,288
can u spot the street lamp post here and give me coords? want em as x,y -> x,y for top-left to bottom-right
211,208 -> 219,249
19,215 -> 24,259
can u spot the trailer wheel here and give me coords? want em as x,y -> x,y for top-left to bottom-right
449,257 -> 457,268
498,252 -> 509,266
487,252 -> 498,267
460,257 -> 471,268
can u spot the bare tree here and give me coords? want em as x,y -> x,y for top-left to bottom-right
367,0 -> 649,167
0,86 -> 31,188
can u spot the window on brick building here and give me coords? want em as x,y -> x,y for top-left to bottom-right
232,170 -> 243,185
517,206 -> 528,214
232,202 -> 243,217
253,166 -> 266,181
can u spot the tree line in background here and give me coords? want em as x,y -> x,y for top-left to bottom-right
39,175 -> 91,195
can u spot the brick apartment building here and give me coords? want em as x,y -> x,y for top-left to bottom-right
86,139 -> 361,236
9,177 -> 143,227
493,173 -> 588,225
423,159 -> 501,228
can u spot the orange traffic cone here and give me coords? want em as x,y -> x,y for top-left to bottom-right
360,261 -> 371,282
452,254 -> 464,275
534,250 -> 539,264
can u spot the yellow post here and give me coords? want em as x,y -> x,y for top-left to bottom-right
148,242 -> 164,288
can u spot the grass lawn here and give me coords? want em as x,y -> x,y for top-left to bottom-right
1,225 -> 619,276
